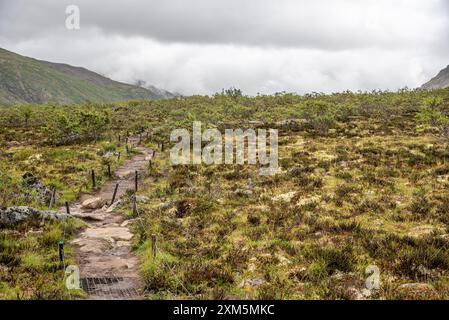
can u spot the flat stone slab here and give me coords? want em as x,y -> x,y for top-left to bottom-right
82,226 -> 133,242
115,241 -> 131,247
116,170 -> 132,179
71,238 -> 111,253
106,200 -> 122,213
120,219 -> 135,227
81,255 -> 138,276
72,211 -> 107,221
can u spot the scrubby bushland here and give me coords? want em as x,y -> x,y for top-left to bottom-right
2,87 -> 449,299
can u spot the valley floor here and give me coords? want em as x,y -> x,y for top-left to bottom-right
1,90 -> 449,299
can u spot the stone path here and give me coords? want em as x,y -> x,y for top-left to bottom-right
65,137 -> 153,300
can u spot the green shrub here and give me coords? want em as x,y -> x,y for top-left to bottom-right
417,96 -> 449,139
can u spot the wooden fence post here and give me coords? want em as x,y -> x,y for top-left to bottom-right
132,195 -> 138,215
107,164 -> 111,177
151,234 -> 157,259
49,187 -> 56,209
59,240 -> 65,266
65,201 -> 71,215
135,171 -> 138,192
91,169 -> 96,189
111,183 -> 119,205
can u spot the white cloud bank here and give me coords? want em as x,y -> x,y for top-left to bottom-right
0,0 -> 448,95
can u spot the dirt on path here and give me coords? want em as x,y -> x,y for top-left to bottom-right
65,137 -> 153,300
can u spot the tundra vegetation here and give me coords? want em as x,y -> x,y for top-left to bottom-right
1,87 -> 449,299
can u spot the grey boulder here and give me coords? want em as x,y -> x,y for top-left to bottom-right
0,206 -> 70,226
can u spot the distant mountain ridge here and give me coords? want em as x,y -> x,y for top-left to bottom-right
0,48 -> 175,105
421,65 -> 449,90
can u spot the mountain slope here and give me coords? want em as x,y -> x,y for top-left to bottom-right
0,48 -> 174,105
421,65 -> 449,90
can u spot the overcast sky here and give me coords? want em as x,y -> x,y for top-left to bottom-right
1,0 -> 448,95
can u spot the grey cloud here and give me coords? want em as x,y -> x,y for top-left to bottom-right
4,34 -> 446,96
1,0 -> 449,95
2,0 -> 448,50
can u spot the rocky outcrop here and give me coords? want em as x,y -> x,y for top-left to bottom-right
0,206 -> 70,226
22,172 -> 53,204
421,65 -> 449,90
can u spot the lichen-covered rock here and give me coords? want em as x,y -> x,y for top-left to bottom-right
396,283 -> 438,299
135,195 -> 150,203
22,172 -> 53,204
233,189 -> 253,197
0,206 -> 70,226
238,278 -> 266,288
159,201 -> 176,210
271,191 -> 297,202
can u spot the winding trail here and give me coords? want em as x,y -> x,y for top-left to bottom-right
65,137 -> 153,299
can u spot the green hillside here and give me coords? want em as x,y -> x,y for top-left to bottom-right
0,48 -> 173,105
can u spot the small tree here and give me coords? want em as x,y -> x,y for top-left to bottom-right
45,110 -> 80,145
221,87 -> 243,101
21,106 -> 33,127
76,109 -> 110,142
417,97 -> 449,139
300,100 -> 337,135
